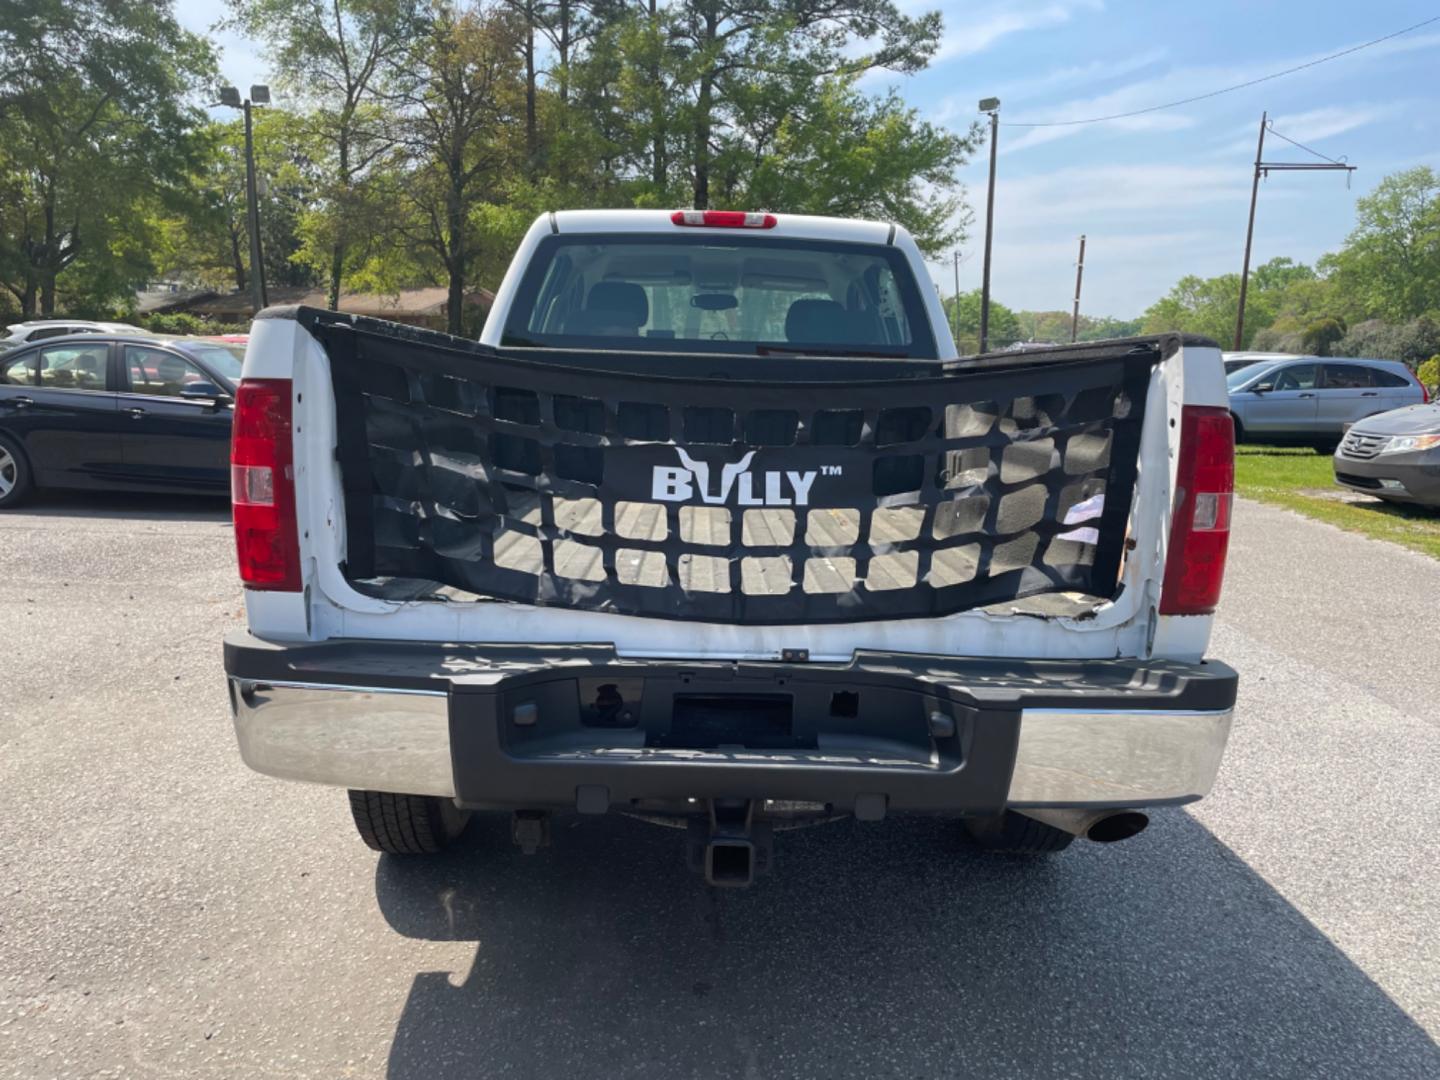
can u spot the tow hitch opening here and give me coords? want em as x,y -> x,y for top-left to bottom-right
689,799 -> 774,887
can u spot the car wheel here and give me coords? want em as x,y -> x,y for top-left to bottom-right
0,434 -> 34,509
962,811 -> 1074,854
348,790 -> 471,855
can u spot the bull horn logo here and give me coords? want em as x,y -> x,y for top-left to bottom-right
675,447 -> 756,505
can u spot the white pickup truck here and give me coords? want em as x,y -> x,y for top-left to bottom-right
224,209 -> 1238,886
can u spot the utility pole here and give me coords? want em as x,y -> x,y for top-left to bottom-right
952,250 -> 962,344
1235,114 -> 1267,352
1070,234 -> 1086,343
1235,111 -> 1355,349
978,97 -> 1000,353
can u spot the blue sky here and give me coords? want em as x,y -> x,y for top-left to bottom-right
180,1 -> 1440,319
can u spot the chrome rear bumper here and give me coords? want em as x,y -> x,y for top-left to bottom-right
229,681 -> 455,797
229,677 -> 1233,810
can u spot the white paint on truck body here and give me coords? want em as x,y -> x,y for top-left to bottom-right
239,212 -> 1223,663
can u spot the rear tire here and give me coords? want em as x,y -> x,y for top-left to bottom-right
348,790 -> 470,854
1229,414 -> 1245,445
0,434 -> 34,509
963,811 -> 1075,854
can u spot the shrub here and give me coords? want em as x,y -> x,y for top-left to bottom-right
1301,316 -> 1346,356
1336,317 -> 1440,368
1418,355 -> 1439,391
140,312 -> 211,336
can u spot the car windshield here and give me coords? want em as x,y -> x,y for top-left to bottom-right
183,343 -> 244,383
501,233 -> 937,358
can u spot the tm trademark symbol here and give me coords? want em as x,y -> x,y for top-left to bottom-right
821,465 -> 843,477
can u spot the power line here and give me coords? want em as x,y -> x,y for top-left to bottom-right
1264,124 -> 1348,166
1002,15 -> 1440,128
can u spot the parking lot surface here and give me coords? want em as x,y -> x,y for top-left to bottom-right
2,493 -> 1437,1079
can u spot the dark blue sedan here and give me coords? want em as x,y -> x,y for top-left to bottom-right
0,334 -> 243,507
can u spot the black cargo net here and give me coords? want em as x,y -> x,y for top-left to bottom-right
315,313 -> 1156,625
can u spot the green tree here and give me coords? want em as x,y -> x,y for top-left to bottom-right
581,0 -> 947,212
1141,257 -> 1311,348
1319,167 -> 1440,323
387,2 -> 527,334
942,289 -> 1020,353
228,0 -> 422,309
741,78 -> 972,253
1009,311 -> 1142,344
156,111 -> 327,293
0,0 -> 214,315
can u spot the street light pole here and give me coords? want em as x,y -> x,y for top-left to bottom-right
220,84 -> 272,316
978,98 -> 1000,353
952,249 -> 962,345
242,99 -> 268,314
1070,234 -> 1086,343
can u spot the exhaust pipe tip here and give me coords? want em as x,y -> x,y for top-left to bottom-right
1014,807 -> 1151,844
1085,810 -> 1148,843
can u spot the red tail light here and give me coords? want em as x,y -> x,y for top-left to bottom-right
1159,405 -> 1234,616
231,378 -> 301,591
670,210 -> 777,229
1422,382 -> 1431,404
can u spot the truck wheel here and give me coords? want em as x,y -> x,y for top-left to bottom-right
347,790 -> 470,855
1229,414 -> 1245,445
0,434 -> 34,509
963,811 -> 1074,854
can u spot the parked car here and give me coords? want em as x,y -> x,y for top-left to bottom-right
1227,356 -> 1427,447
1221,350 -> 1296,376
4,319 -> 146,343
0,334 -> 241,508
223,208 -> 1238,888
1333,402 -> 1440,507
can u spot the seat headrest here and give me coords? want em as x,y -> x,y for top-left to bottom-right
157,356 -> 188,382
585,281 -> 649,327
785,299 -> 849,344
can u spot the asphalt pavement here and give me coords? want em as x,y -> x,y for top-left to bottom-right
1,491 -> 1437,1079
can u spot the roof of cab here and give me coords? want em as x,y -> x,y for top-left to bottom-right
549,208 -> 895,246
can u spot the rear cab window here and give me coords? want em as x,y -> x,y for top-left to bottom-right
501,234 -> 937,358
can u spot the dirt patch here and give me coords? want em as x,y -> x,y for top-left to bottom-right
1296,487 -> 1385,505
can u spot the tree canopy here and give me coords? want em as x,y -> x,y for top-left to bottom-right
0,0 -> 214,316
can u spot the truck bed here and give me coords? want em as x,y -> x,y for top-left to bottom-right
292,307 -> 1159,627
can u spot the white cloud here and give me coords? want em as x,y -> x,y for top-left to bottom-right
1213,104 -> 1387,158
175,1 -> 270,100
992,162 -> 1255,229
933,0 -> 1104,62
927,47 -> 1168,127
994,30 -> 1440,156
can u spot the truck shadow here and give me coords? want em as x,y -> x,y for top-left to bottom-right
375,810 -> 1438,1079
